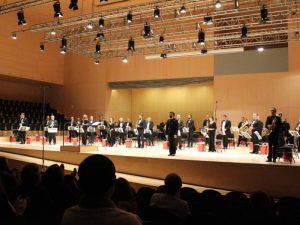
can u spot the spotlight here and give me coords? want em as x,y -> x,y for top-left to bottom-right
241,24 -> 248,38
159,35 -> 164,43
50,29 -> 57,36
100,0 -> 108,2
179,5 -> 186,14
127,11 -> 133,24
234,0 -> 239,9
160,53 -> 167,58
197,29 -> 205,45
127,37 -> 135,52
17,9 -> 27,25
154,6 -> 160,18
11,32 -> 17,40
143,22 -> 153,38
86,21 -> 94,30
257,46 -> 264,52
94,59 -> 100,64
122,56 -> 128,63
96,32 -> 105,40
60,37 -> 67,54
203,14 -> 213,25
95,43 -> 101,54
40,43 -> 45,52
215,0 -> 222,9
69,0 -> 78,10
260,5 -> 269,24
201,47 -> 208,55
99,16 -> 104,28
53,1 -> 63,18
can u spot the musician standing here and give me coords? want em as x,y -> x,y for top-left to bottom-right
88,115 -> 95,144
145,117 -> 154,146
295,117 -> 300,152
45,115 -> 50,141
118,117 -> 126,144
98,114 -> 108,141
202,115 -> 210,145
265,107 -> 283,162
207,116 -> 216,152
166,112 -> 178,156
18,113 -> 28,144
278,113 -> 292,144
137,114 -> 146,148
47,115 -> 58,145
108,117 -> 116,147
186,114 -> 195,148
177,114 -> 184,149
81,114 -> 89,146
250,113 -> 263,154
237,117 -> 249,147
220,114 -> 231,150
125,118 -> 133,138
68,116 -> 76,143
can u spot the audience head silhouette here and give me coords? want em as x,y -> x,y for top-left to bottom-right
164,173 -> 182,195
21,163 -> 40,186
78,155 -> 116,196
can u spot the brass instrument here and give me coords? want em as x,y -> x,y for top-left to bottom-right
239,120 -> 249,135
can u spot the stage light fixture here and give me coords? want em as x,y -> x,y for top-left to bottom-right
60,37 -> 67,54
215,0 -> 222,9
203,14 -> 213,25
257,46 -> 264,52
17,9 -> 27,25
100,0 -> 108,2
94,59 -> 100,64
40,43 -> 45,52
69,0 -> 78,10
86,21 -> 94,30
201,47 -> 208,55
11,32 -> 17,40
234,0 -> 239,9
122,56 -> 128,63
160,53 -> 167,58
53,1 -> 63,18
143,22 -> 153,38
159,35 -> 164,44
96,32 -> 105,40
197,29 -> 205,45
50,29 -> 57,36
127,37 -> 135,52
99,16 -> 104,28
260,5 -> 269,24
95,43 -> 101,54
127,11 -> 133,24
179,5 -> 186,14
241,24 -> 248,38
154,6 -> 160,18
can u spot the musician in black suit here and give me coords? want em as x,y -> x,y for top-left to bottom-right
87,115 -> 96,144
107,117 -> 116,147
265,107 -> 283,162
295,117 -> 300,152
145,117 -> 154,146
207,116 -> 217,152
250,113 -> 263,154
237,117 -> 249,147
166,112 -> 178,156
220,114 -> 231,150
98,114 -> 108,140
137,114 -> 146,148
186,114 -> 195,147
202,114 -> 210,145
278,112 -> 293,144
45,115 -> 50,141
177,114 -> 184,149
125,118 -> 133,138
47,115 -> 58,145
117,117 -> 126,144
18,112 -> 28,144
81,114 -> 89,146
68,116 -> 77,143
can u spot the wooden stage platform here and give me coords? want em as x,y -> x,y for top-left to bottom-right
0,141 -> 300,198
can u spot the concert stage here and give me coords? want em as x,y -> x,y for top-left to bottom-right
0,141 -> 300,198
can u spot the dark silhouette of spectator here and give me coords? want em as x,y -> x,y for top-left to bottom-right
150,173 -> 190,220
111,177 -> 137,213
63,174 -> 80,207
276,196 -> 300,225
136,186 -> 156,220
62,155 -> 142,225
156,185 -> 166,193
180,187 -> 199,215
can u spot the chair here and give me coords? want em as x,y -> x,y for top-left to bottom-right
276,144 -> 295,163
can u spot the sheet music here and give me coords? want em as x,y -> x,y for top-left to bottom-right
92,122 -> 101,126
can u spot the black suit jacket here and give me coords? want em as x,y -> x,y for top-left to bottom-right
252,120 -> 263,134
178,119 -> 184,132
126,122 -> 132,128
137,119 -> 146,130
203,119 -> 209,128
221,120 -> 231,134
186,119 -> 195,132
166,118 -> 178,136
265,115 -> 282,134
47,119 -> 58,128
146,121 -> 154,132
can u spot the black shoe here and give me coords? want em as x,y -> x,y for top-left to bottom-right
168,154 -> 172,156
266,159 -> 272,162
171,154 -> 175,156
273,159 -> 276,163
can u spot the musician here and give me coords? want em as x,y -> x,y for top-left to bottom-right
207,116 -> 216,152
237,117 -> 249,147
186,114 -> 195,148
18,112 -> 28,144
98,114 -> 108,140
81,114 -> 89,146
265,107 -> 283,162
125,118 -> 133,138
137,114 -> 146,148
278,112 -> 292,144
166,112 -> 178,156
295,117 -> 300,152
68,116 -> 77,143
45,115 -> 50,141
47,115 -> 58,145
202,115 -> 210,145
108,117 -> 116,147
87,115 -> 96,144
220,114 -> 231,150
250,113 -> 263,154
117,117 -> 126,144
177,114 -> 184,149
145,117 -> 154,146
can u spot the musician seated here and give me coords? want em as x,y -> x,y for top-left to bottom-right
157,122 -> 166,141
98,115 -> 108,141
295,117 -> 300,152
81,114 -> 89,146
47,115 -> 58,145
145,117 -> 154,146
68,116 -> 77,143
125,118 -> 133,138
278,113 -> 293,145
237,116 -> 249,147
117,117 -> 126,145
87,115 -> 96,144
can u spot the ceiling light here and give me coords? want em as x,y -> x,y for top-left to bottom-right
122,56 -> 128,63
179,5 -> 186,14
201,47 -> 208,55
50,29 -> 57,36
53,1 -> 63,18
99,16 -> 104,28
257,46 -> 264,52
69,0 -> 78,10
160,53 -> 167,58
215,0 -> 222,9
234,0 -> 239,9
96,32 -> 105,40
260,5 -> 269,24
197,29 -> 205,45
127,11 -> 133,24
159,35 -> 164,44
154,6 -> 160,18
95,43 -> 101,54
86,21 -> 94,30
203,14 -> 213,25
11,32 -> 17,40
143,22 -> 153,38
100,0 -> 108,2
40,43 -> 45,52
127,37 -> 135,52
241,24 -> 248,38
94,59 -> 100,64
17,9 -> 27,25
60,37 -> 67,54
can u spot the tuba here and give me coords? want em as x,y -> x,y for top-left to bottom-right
239,121 -> 249,136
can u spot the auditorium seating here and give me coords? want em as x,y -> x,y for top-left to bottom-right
0,99 -> 65,131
